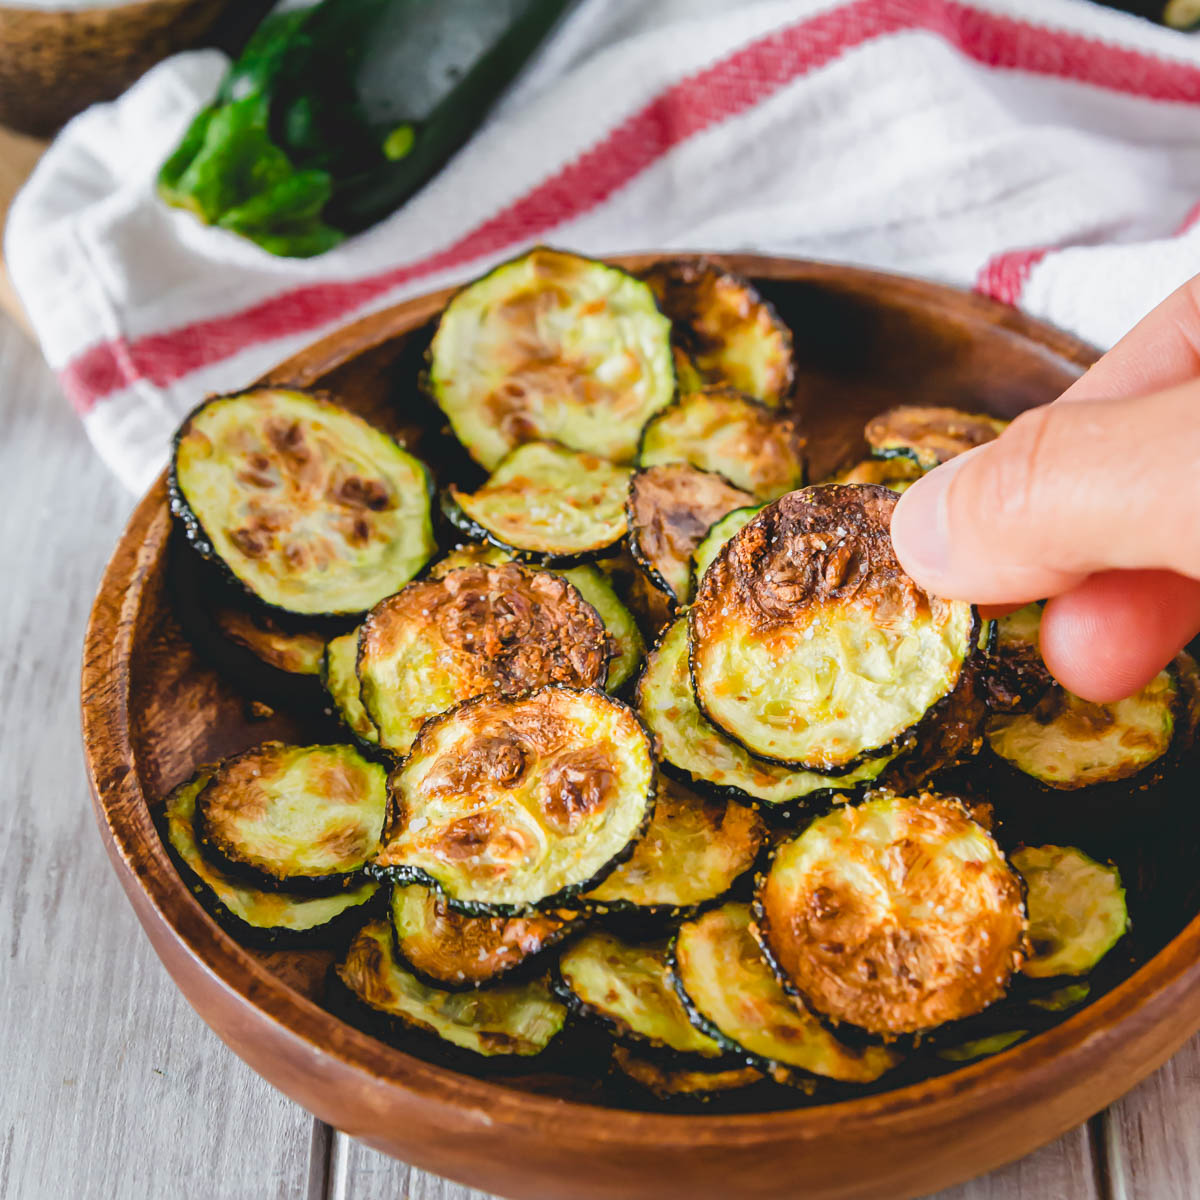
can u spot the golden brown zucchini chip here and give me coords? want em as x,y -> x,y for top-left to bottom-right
611,1045 -> 763,1099
334,919 -> 567,1057
637,619 -> 896,813
213,605 -> 327,675
194,743 -> 388,893
864,404 -> 1007,470
428,248 -> 675,470
447,441 -> 631,561
671,903 -> 900,1086
825,456 -> 922,493
984,602 -> 1055,713
162,769 -> 380,948
357,563 -> 609,754
582,776 -> 765,916
390,883 -> 580,990
169,388 -> 436,617
755,793 -> 1027,1041
637,388 -> 806,501
689,486 -> 979,772
321,631 -> 379,749
627,464 -> 754,609
1011,845 -> 1128,979
555,931 -> 726,1057
642,258 -> 795,407
375,687 -> 656,915
427,543 -> 515,577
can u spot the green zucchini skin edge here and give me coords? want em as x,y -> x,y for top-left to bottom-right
318,637 -> 391,762
686,598 -> 985,778
370,685 -> 658,918
193,742 -> 387,896
167,388 -> 437,620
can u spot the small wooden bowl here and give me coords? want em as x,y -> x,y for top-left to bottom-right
82,255 -> 1200,1200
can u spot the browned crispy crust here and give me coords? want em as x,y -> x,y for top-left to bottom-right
627,464 -> 754,606
212,605 -> 327,676
865,405 -> 1005,467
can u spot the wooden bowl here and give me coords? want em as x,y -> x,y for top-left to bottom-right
82,254 -> 1200,1200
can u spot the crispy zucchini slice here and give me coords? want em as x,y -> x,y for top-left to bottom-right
582,776 -> 765,915
194,743 -> 388,893
986,668 -> 1178,789
671,347 -> 707,395
447,441 -> 631,561
825,456 -> 922,493
334,919 -> 566,1057
555,931 -> 725,1057
637,388 -> 806,501
985,602 -> 1054,713
1011,845 -> 1128,978
936,1030 -> 1027,1062
169,388 -> 436,616
390,883 -> 579,990
671,903 -> 900,1085
357,563 -> 609,754
755,793 -> 1027,1040
428,248 -> 675,470
637,619 -> 895,811
690,486 -> 979,772
375,687 -> 656,914
689,505 -> 763,598
642,259 -> 795,407
212,605 -> 327,675
627,464 -> 754,608
322,631 -> 379,748
612,1045 -> 763,1099
428,548 -> 644,693
865,404 -> 1007,470
162,770 -> 380,948
1029,981 -> 1091,1012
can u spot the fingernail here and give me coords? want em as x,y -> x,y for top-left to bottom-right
890,450 -> 977,581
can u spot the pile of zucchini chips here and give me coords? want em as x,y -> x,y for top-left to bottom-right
161,248 -> 1198,1106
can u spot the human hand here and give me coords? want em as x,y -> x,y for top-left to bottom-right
890,275 -> 1200,704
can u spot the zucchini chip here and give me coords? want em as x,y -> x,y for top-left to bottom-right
637,620 -> 895,811
642,259 -> 795,407
447,441 -> 631,561
689,486 -> 979,772
375,687 -> 656,914
689,505 -> 764,599
582,776 -> 766,916
936,1031 -> 1027,1063
334,919 -> 567,1057
985,602 -> 1054,713
162,770 -> 379,948
671,903 -> 900,1085
637,388 -> 806,501
555,931 -> 725,1057
825,457 -> 922,493
428,248 -> 675,470
754,793 -> 1027,1040
986,668 -> 1178,789
627,464 -> 755,608
357,564 -> 609,754
212,605 -> 327,676
321,631 -> 379,749
390,883 -> 580,990
428,548 -> 644,693
612,1045 -> 763,1099
169,389 -> 436,616
1029,981 -> 1091,1012
195,743 -> 388,893
1011,845 -> 1128,979
865,404 -> 1007,470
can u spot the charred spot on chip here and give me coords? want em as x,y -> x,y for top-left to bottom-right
637,387 -> 807,501
169,388 -> 436,617
689,485 -> 979,773
754,793 -> 1027,1040
641,258 -> 795,407
374,686 -> 656,915
864,405 -> 1008,470
357,563 -> 610,754
627,463 -> 755,609
428,248 -> 676,471
984,602 -> 1055,714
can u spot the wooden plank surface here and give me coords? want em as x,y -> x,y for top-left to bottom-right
0,304 -> 1192,1200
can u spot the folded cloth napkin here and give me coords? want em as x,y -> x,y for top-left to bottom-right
9,0 -> 1200,494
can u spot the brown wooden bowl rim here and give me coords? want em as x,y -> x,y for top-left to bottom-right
82,253 -> 1200,1148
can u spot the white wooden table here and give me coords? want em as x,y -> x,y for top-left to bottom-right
0,310 -> 1196,1200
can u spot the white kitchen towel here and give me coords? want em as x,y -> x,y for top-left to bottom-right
9,0 -> 1200,494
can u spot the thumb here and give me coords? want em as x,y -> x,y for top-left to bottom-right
889,381 -> 1200,605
